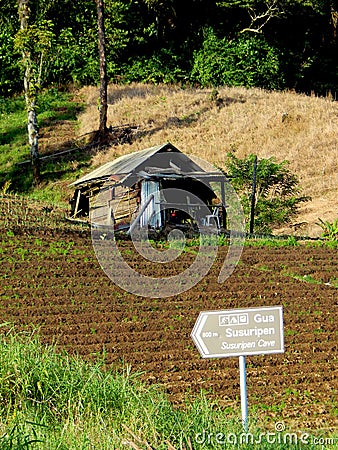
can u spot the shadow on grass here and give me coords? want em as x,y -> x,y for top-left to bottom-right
1,88 -> 137,196
0,124 -> 27,146
0,89 -> 90,194
1,149 -> 93,194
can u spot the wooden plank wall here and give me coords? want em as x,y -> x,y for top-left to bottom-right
90,184 -> 139,227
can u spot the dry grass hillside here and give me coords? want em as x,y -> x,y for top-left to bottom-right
77,83 -> 338,237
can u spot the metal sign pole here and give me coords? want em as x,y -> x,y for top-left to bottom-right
239,355 -> 248,431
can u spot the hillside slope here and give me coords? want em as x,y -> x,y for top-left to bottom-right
76,84 -> 338,237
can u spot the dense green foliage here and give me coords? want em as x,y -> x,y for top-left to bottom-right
192,29 -> 285,89
225,153 -> 309,234
0,0 -> 337,96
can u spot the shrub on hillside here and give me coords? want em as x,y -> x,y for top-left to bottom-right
191,28 -> 286,90
120,48 -> 189,84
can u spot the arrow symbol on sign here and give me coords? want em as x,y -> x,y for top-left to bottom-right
191,313 -> 209,356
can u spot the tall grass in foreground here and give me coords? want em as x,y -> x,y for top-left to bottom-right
0,329 -> 336,449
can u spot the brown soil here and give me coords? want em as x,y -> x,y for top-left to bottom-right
1,206 -> 337,431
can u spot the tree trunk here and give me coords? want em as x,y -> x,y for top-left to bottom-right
97,0 -> 108,142
27,104 -> 40,183
18,0 -> 41,185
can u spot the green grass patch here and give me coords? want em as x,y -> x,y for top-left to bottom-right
244,236 -> 300,247
0,328 -> 336,449
0,88 -> 86,203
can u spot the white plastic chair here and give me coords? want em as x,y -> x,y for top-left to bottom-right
205,207 -> 220,228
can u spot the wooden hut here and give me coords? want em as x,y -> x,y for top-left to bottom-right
69,142 -> 228,232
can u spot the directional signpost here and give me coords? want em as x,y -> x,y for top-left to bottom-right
191,306 -> 284,430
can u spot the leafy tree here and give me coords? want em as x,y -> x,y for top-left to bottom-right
224,153 -> 309,234
14,0 -> 54,185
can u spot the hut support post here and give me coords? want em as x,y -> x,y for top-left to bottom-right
249,156 -> 258,234
73,190 -> 81,218
127,194 -> 155,235
220,180 -> 227,229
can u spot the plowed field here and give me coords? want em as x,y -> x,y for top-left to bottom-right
1,197 -> 337,431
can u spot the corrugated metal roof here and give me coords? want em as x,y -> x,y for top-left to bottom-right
70,142 -> 180,187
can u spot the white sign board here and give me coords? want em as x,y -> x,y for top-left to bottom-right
191,306 -> 284,358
